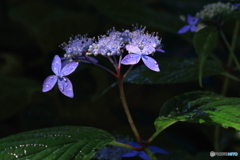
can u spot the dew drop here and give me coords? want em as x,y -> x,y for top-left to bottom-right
14,153 -> 18,158
53,148 -> 59,153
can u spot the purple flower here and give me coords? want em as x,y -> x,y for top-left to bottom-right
121,142 -> 168,160
42,55 -> 78,98
89,28 -> 124,56
121,44 -> 160,72
234,3 -> 240,8
93,136 -> 133,160
60,35 -> 94,59
177,15 -> 200,34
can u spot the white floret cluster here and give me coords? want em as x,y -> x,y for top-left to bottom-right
196,2 -> 236,20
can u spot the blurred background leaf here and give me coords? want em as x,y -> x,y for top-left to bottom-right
8,2 -> 99,54
0,75 -> 40,121
124,57 -> 230,84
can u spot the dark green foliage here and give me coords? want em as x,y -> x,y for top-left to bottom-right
0,126 -> 114,160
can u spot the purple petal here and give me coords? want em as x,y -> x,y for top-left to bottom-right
156,48 -> 165,53
138,151 -> 151,160
234,3 -> 240,7
148,146 -> 169,154
190,25 -> 196,32
142,44 -> 155,55
52,55 -> 61,75
58,77 -> 74,98
42,75 -> 57,92
121,54 -> 141,65
190,17 -> 199,25
186,15 -> 194,24
61,59 -> 72,68
126,142 -> 140,147
177,25 -> 191,34
142,56 -> 160,72
121,151 -> 138,157
126,45 -> 141,54
60,62 -> 79,76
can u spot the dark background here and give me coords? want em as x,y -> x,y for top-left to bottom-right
0,0 -> 239,159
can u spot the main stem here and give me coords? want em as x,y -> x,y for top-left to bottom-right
117,77 -> 142,145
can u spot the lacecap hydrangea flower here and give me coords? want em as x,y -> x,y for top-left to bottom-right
42,25 -> 164,97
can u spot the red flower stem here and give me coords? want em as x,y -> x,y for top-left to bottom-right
117,75 -> 142,145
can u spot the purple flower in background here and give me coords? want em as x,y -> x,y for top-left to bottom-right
121,142 -> 168,160
234,3 -> 240,9
42,55 -> 78,98
121,44 -> 160,72
177,15 -> 200,34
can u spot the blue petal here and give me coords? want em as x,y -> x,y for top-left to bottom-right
121,54 -> 141,65
51,55 -> 61,75
60,62 -> 79,76
142,44 -> 155,55
177,25 -> 191,34
58,77 -> 74,98
234,3 -> 240,7
156,48 -> 165,53
126,45 -> 141,54
191,17 -> 200,25
148,146 -> 169,154
42,75 -> 58,92
190,25 -> 196,32
186,15 -> 194,24
142,56 -> 160,72
121,151 -> 138,157
187,15 -> 199,25
138,151 -> 151,160
127,142 -> 140,147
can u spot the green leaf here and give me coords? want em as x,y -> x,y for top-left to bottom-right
124,57 -> 228,84
154,91 -> 240,134
95,57 -> 238,99
0,76 -> 40,121
0,126 -> 114,160
193,27 -> 218,56
154,117 -> 177,133
193,26 -> 218,87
